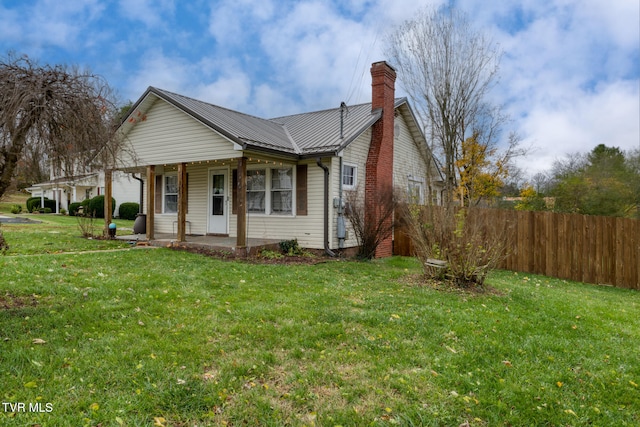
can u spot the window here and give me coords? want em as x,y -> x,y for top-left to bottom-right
234,167 -> 296,215
342,163 -> 357,190
271,168 -> 293,214
408,178 -> 424,204
164,175 -> 178,213
246,169 -> 266,213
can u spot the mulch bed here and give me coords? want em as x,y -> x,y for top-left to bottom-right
168,244 -> 341,265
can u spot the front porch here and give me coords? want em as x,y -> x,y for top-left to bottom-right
116,233 -> 281,256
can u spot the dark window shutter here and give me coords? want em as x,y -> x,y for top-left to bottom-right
155,174 -> 163,214
296,164 -> 307,216
232,169 -> 237,214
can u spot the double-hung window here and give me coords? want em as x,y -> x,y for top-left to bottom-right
164,175 -> 178,213
342,163 -> 357,190
246,169 -> 266,213
240,167 -> 294,215
407,178 -> 425,205
271,168 -> 293,214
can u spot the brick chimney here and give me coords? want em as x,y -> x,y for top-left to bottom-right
365,61 -> 396,258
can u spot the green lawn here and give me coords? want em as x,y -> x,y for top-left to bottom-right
0,219 -> 639,426
1,215 -> 132,255
0,191 -> 29,214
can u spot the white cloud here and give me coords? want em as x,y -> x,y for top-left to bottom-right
196,72 -> 253,113
517,80 -> 640,176
3,0 -> 635,182
126,50 -> 194,96
448,0 -> 640,177
208,0 -> 274,46
259,1 -> 385,109
0,0 -> 107,59
117,0 -> 175,28
0,5 -> 21,42
251,84 -> 297,118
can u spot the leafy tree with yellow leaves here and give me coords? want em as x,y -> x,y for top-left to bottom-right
456,131 -> 511,206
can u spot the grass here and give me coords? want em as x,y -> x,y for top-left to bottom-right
0,191 -> 29,213
0,219 -> 639,426
1,215 -> 133,255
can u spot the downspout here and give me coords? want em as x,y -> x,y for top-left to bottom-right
132,173 -> 144,213
337,156 -> 346,249
131,173 -> 146,235
336,102 -> 348,249
316,158 -> 336,257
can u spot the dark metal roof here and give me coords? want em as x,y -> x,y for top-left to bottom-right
151,88 -> 297,154
122,87 -> 411,158
270,102 -> 382,156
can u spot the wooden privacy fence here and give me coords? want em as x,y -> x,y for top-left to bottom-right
394,208 -> 640,290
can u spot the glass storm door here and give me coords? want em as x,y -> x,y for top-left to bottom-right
208,171 -> 227,234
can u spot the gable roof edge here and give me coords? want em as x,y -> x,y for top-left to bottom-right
395,98 -> 446,182
148,87 -> 249,150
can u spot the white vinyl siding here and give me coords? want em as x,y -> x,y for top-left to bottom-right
336,129 -> 372,249
126,99 -> 240,166
229,159 -> 324,249
141,164 -> 209,236
393,113 -> 430,203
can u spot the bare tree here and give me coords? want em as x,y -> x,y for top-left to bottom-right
344,183 -> 400,259
0,52 -> 126,199
385,6 -> 521,205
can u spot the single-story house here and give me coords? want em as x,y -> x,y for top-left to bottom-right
112,61 -> 442,257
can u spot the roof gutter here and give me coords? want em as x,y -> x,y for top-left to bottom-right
316,157 -> 336,257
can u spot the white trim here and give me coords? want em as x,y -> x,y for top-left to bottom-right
407,176 -> 425,205
208,167 -> 230,234
163,173 -> 179,214
342,162 -> 357,190
244,164 -> 297,216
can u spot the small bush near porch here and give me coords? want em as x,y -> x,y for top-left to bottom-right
0,218 -> 638,425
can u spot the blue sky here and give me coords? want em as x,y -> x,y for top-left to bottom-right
1,0 -> 638,177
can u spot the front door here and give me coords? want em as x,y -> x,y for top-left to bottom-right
208,171 -> 228,234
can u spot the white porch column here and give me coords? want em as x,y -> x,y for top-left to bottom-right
54,187 -> 59,214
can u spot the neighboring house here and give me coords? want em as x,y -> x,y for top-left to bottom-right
27,165 -> 140,217
113,61 -> 443,257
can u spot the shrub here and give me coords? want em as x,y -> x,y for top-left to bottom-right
28,198 -> 57,213
344,183 -> 400,259
68,202 -> 84,216
118,202 -> 139,220
279,239 -> 302,256
26,197 -> 46,212
42,207 -> 52,214
10,204 -> 22,214
399,204 -> 513,288
260,249 -> 284,259
76,214 -> 97,238
84,195 -> 116,219
44,199 -> 57,212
